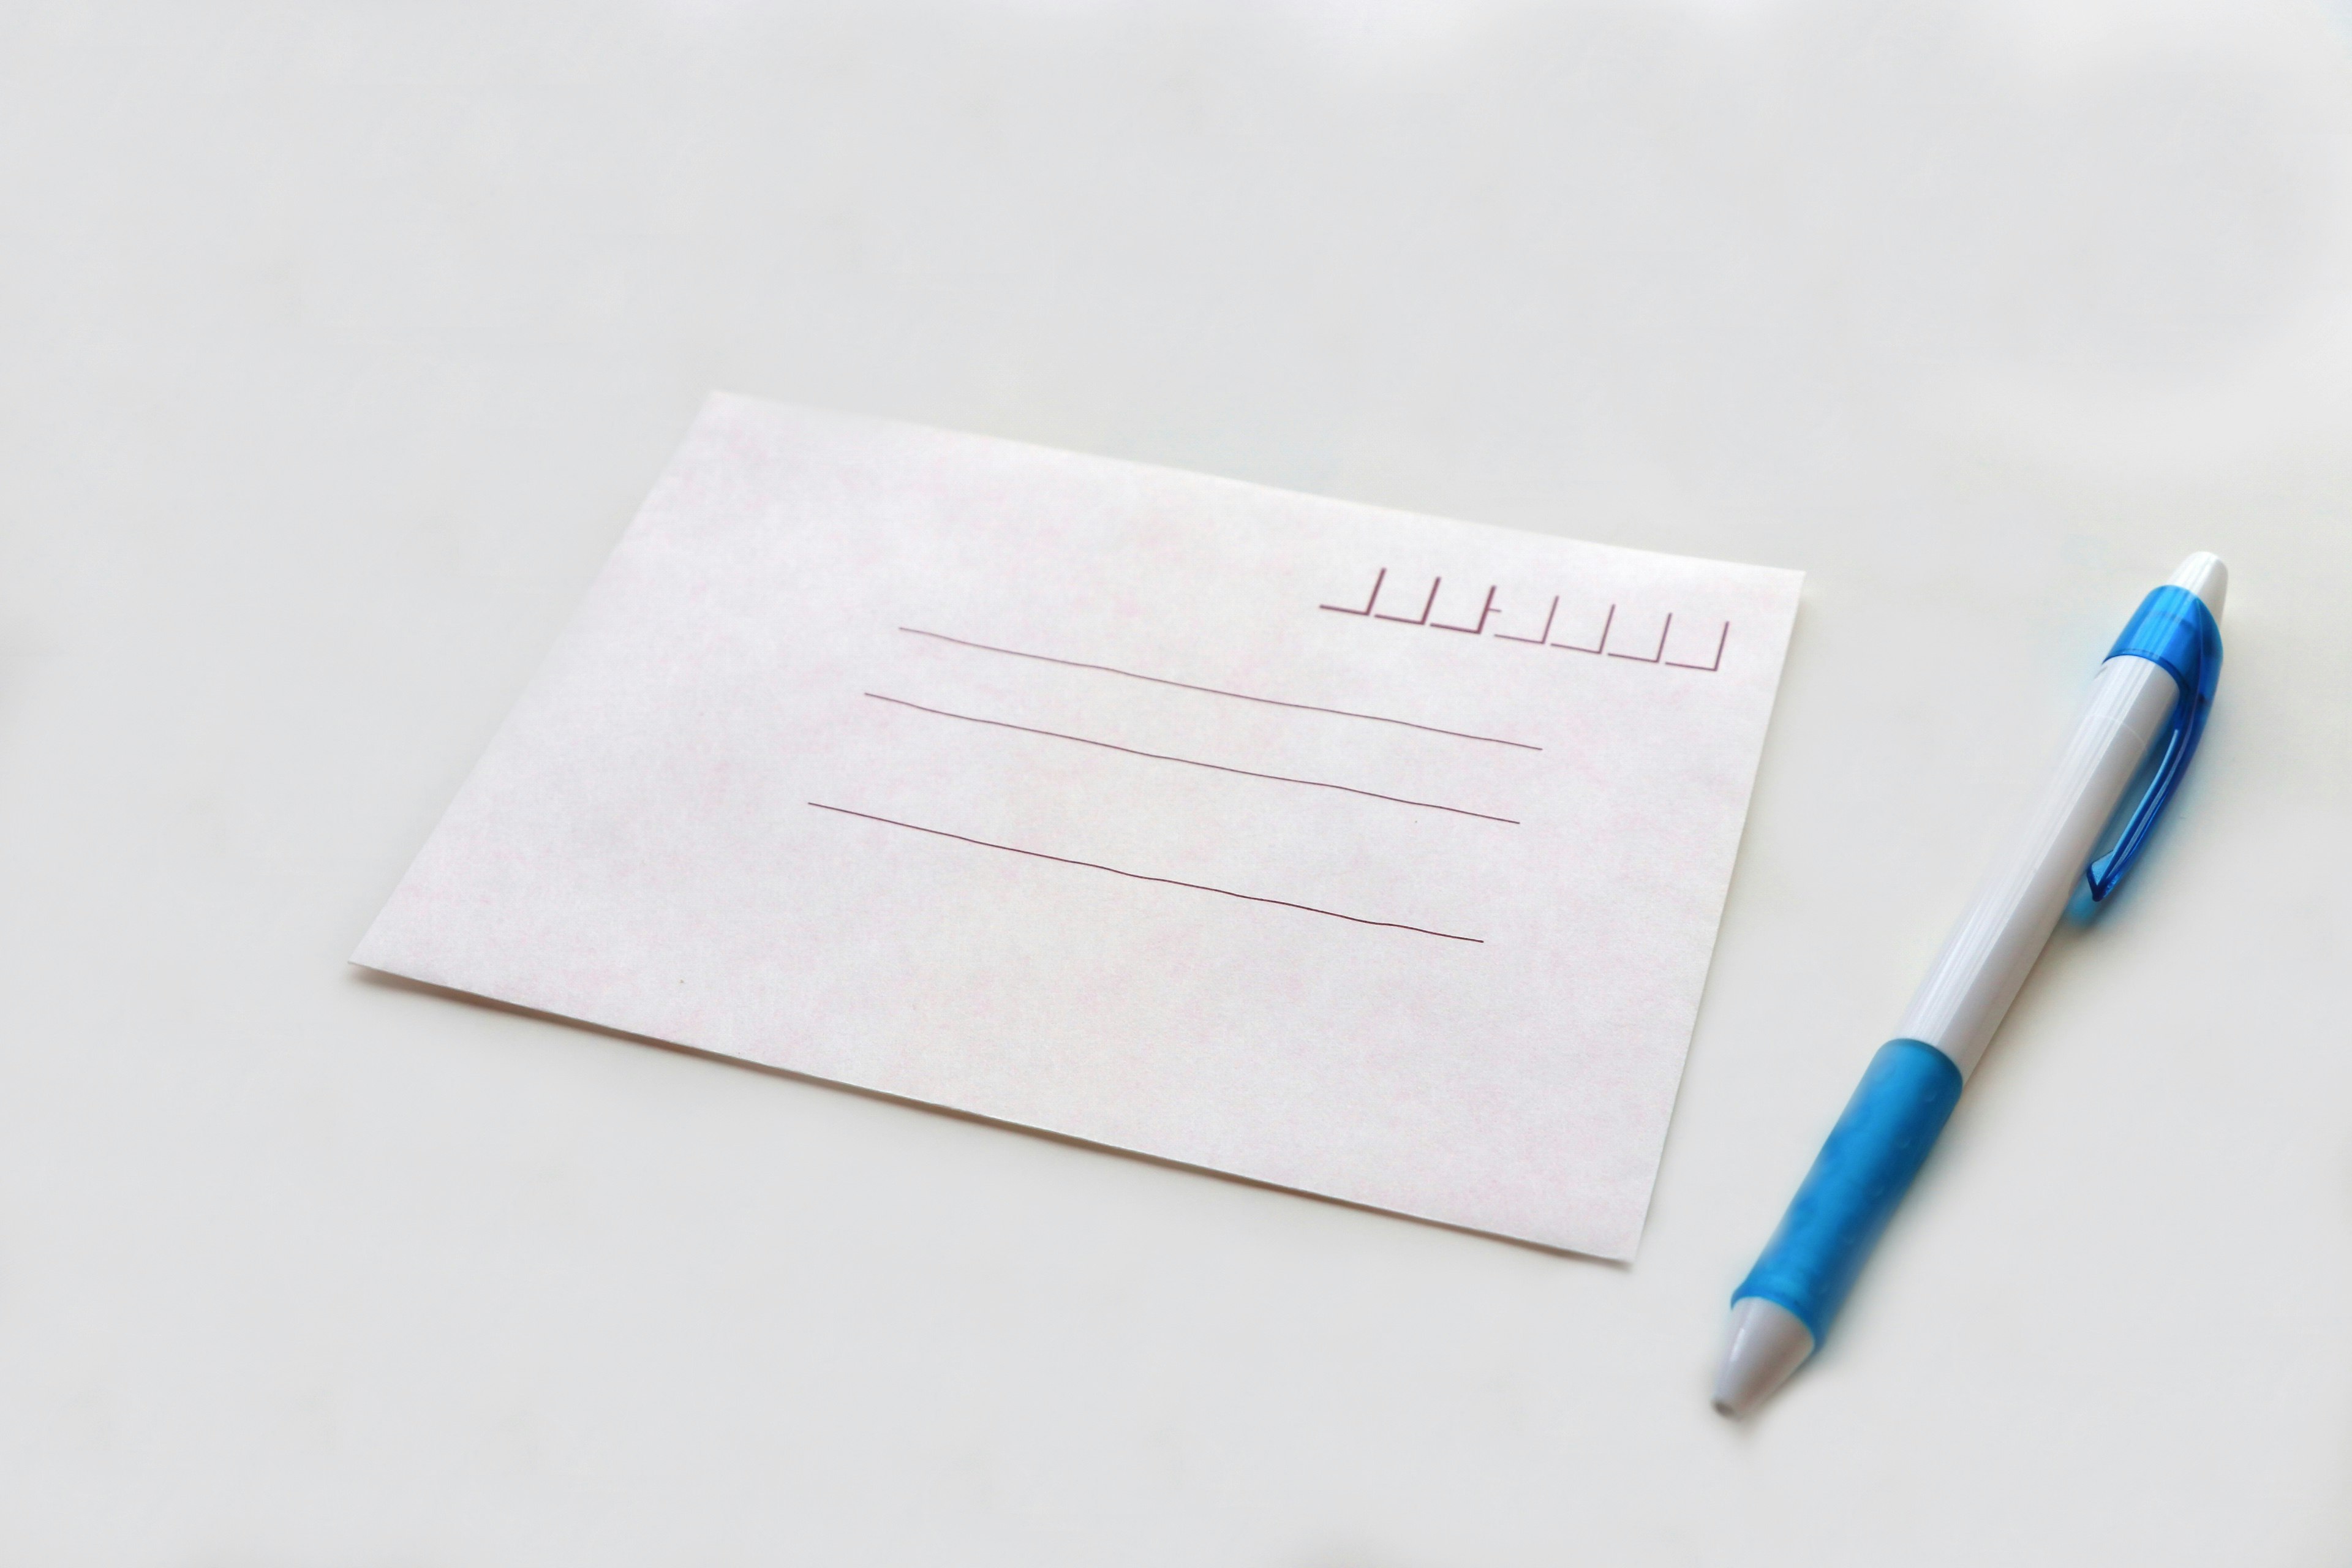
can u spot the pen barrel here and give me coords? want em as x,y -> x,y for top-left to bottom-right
1894,656 -> 2177,1076
1733,1039 -> 1963,1345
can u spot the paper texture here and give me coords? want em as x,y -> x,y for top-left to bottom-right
355,396 -> 1801,1257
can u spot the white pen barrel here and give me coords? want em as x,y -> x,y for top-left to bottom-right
1895,655 -> 2177,1077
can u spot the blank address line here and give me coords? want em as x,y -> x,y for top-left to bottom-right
899,627 -> 1542,752
865,693 -> 1518,825
807,803 -> 1485,944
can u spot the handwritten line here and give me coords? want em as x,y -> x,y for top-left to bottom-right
807,803 -> 1486,944
1374,576 -> 1440,625
899,627 -> 1542,752
865,693 -> 1518,824
1665,621 -> 1732,673
1494,595 -> 1556,646
1553,603 -> 1613,655
1608,611 -> 1669,664
1318,567 -> 1386,616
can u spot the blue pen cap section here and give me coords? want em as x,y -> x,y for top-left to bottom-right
1733,1039 -> 1962,1345
2087,585 -> 2222,901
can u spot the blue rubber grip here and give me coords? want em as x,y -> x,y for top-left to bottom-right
1733,1039 -> 1963,1345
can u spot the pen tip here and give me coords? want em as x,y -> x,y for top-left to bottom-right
2167,553 -> 2227,622
1712,1298 -> 1814,1418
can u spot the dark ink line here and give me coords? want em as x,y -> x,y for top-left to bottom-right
1431,584 -> 1498,635
1665,621 -> 1732,673
1374,576 -> 1439,625
865,693 -> 1518,824
807,803 -> 1486,944
1494,595 -> 1557,645
1318,567 -> 1387,616
1609,611 -> 1670,663
898,627 -> 1542,752
1553,604 -> 1615,655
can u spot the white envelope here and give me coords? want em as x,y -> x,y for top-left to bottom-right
356,395 -> 1801,1257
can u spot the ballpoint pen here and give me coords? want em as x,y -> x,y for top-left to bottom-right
1714,552 -> 2226,1415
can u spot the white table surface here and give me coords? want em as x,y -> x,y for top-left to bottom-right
6,2 -> 2350,1561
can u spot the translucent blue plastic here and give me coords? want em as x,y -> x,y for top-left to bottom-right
1732,1039 -> 1962,1345
2087,586 -> 2223,902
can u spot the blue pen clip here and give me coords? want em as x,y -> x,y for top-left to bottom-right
2086,585 -> 2223,901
